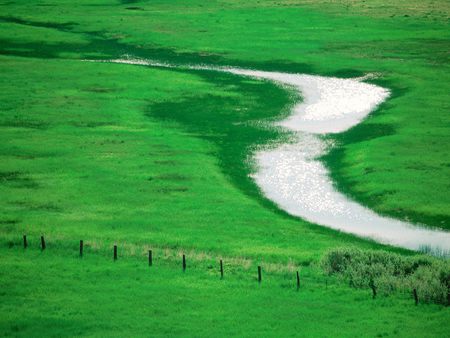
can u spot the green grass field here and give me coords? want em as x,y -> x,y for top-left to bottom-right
2,246 -> 448,337
0,0 -> 449,336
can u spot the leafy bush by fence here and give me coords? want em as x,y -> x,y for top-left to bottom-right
321,248 -> 450,305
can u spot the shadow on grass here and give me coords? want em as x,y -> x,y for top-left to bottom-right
146,68 -> 298,219
0,15 -> 78,31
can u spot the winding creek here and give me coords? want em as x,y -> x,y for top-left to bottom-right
95,58 -> 450,255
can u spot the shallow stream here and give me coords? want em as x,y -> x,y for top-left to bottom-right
99,58 -> 450,255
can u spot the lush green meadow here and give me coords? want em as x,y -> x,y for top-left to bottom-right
1,0 -> 449,228
2,246 -> 448,337
0,0 -> 449,336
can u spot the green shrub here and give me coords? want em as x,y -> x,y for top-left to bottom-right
409,265 -> 448,304
321,248 -> 449,305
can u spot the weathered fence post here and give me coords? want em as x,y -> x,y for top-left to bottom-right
258,266 -> 262,283
114,245 -> 118,261
40,236 -> 46,250
182,254 -> 186,271
296,271 -> 300,290
23,235 -> 27,249
413,288 -> 418,305
448,288 -> 450,307
79,240 -> 83,257
220,259 -> 224,279
369,279 -> 377,299
148,250 -> 153,266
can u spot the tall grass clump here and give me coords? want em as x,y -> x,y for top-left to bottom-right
321,248 -> 449,305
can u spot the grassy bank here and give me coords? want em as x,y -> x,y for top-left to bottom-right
0,0 -> 449,336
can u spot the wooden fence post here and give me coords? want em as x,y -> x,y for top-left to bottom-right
114,245 -> 118,261
369,279 -> 377,299
148,250 -> 153,266
23,235 -> 27,249
79,240 -> 83,257
413,288 -> 418,305
40,236 -> 46,250
258,266 -> 262,283
220,259 -> 224,279
182,254 -> 186,271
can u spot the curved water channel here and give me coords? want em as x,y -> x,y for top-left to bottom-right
94,58 -> 450,255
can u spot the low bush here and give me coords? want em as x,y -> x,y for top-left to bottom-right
321,248 -> 449,305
